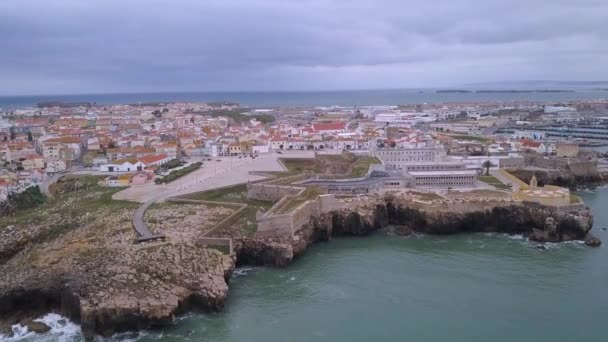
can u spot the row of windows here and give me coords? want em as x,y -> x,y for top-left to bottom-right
416,176 -> 475,180
407,165 -> 462,171
417,181 -> 474,186
379,151 -> 435,155
385,158 -> 434,162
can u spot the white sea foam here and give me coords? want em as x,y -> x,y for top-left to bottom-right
0,313 -> 82,342
503,233 -> 526,241
233,267 -> 254,277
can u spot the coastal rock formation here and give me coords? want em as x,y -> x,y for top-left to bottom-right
0,190 -> 599,339
386,201 -> 594,242
510,168 -> 608,190
0,242 -> 233,340
237,199 -> 596,267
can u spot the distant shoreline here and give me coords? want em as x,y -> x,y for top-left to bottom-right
437,89 -> 576,94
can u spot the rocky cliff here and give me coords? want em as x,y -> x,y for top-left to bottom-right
236,199 -> 596,267
1,196 -> 598,339
510,168 -> 608,190
0,242 -> 234,340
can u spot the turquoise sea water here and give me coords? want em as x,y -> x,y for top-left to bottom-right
4,189 -> 608,342
1,90 -> 608,108
134,189 -> 608,342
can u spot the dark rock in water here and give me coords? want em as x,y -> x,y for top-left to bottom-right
535,244 -> 547,251
394,225 -> 413,236
0,323 -> 13,337
585,234 -> 602,247
24,319 -> 51,334
601,228 -> 607,231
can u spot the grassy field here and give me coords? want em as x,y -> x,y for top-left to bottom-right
349,156 -> 381,177
273,187 -> 325,214
0,185 -> 138,242
181,184 -> 273,208
179,184 -> 274,238
448,134 -> 493,143
280,158 -> 316,174
405,190 -> 444,201
478,175 -> 511,190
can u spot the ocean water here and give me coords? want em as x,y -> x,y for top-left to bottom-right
1,90 -> 608,108
2,189 -> 607,342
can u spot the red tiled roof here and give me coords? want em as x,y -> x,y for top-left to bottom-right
521,140 -> 541,148
139,154 -> 169,164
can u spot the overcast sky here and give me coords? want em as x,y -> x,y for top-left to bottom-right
1,0 -> 607,95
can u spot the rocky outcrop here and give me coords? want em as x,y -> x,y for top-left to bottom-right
510,168 -> 608,190
237,199 -> 597,267
0,242 -> 234,340
387,201 -> 594,242
0,194 -> 599,339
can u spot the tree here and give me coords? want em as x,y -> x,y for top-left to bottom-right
482,160 -> 494,176
279,144 -> 284,150
27,131 -> 33,142
9,126 -> 16,140
2,136 -> 7,142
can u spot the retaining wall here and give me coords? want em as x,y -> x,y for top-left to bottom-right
255,194 -> 344,239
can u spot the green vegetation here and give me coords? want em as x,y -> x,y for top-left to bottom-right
160,158 -> 186,170
478,175 -> 511,190
0,186 -> 46,217
570,194 -> 582,204
448,134 -> 492,143
180,184 -> 274,238
406,191 -> 444,201
280,158 -> 316,174
0,185 -> 137,242
155,162 -> 202,184
198,109 -> 276,124
275,155 -> 381,180
481,160 -> 495,176
274,187 -> 325,214
350,156 -> 381,178
50,175 -> 102,194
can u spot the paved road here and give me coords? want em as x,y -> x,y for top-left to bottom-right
127,151 -> 313,242
113,151 -> 313,203
490,169 -> 521,191
132,197 -> 165,241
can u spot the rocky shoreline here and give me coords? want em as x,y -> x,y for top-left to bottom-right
234,199 -> 598,267
0,198 -> 600,340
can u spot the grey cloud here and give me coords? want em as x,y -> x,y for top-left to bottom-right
0,0 -> 606,94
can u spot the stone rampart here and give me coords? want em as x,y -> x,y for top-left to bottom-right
254,194 -> 344,239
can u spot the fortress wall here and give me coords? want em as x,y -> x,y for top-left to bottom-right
254,194 -> 346,238
255,213 -> 294,239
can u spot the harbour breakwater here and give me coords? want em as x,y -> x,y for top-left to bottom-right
0,199 -> 598,340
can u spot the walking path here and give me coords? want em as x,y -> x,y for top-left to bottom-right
128,151 -> 313,242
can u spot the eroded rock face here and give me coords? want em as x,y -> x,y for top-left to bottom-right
0,195 -> 599,339
0,242 -> 234,340
387,201 -> 594,242
237,199 -> 597,268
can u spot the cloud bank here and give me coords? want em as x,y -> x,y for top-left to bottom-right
1,0 -> 606,94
